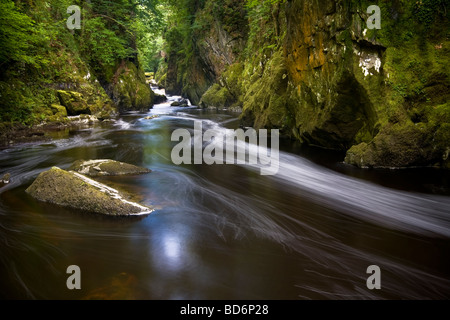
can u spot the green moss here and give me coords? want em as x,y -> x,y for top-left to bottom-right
112,61 -> 153,112
26,167 -> 151,216
57,90 -> 91,116
240,49 -> 290,130
200,83 -> 234,109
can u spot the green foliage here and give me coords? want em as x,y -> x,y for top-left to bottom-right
81,17 -> 134,71
0,1 -> 41,68
413,0 -> 448,26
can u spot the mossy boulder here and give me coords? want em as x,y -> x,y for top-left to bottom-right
69,159 -> 151,177
170,98 -> 189,107
0,172 -> 11,188
345,121 -> 445,168
47,104 -> 68,122
111,61 -> 154,112
57,90 -> 91,116
26,167 -> 153,216
240,50 -> 291,131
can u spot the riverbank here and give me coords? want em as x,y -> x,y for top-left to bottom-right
0,121 -> 67,149
0,115 -> 110,149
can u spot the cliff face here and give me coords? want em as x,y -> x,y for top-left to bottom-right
163,0 -> 247,105
105,61 -> 154,113
177,0 -> 449,169
283,0 -> 381,151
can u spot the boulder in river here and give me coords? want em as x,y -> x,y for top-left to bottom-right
153,93 -> 167,104
1,173 -> 10,184
69,159 -> 151,177
26,167 -> 153,216
170,98 -> 189,107
0,173 -> 11,188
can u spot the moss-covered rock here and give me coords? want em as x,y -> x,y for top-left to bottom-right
110,61 -> 154,112
56,90 -> 90,116
346,102 -> 450,168
47,104 -> 68,122
240,49 -> 291,132
200,83 -> 234,110
69,159 -> 151,177
26,167 -> 153,216
170,98 -> 189,107
163,0 -> 450,168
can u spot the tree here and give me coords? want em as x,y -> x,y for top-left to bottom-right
0,1 -> 37,68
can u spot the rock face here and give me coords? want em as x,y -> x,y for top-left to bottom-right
107,61 -> 154,113
57,90 -> 91,116
69,159 -> 151,177
173,0 -> 449,169
165,51 -> 183,96
26,167 -> 153,216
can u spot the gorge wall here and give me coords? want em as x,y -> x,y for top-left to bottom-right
163,0 -> 449,169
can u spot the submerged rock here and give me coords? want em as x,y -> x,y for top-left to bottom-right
69,159 -> 151,177
25,167 -> 153,216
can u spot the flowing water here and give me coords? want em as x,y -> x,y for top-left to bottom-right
0,92 -> 449,300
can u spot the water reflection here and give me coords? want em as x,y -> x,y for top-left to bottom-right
163,235 -> 180,260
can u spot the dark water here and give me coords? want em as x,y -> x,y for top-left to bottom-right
1,94 -> 449,300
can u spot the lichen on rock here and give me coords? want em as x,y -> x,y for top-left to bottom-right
26,167 -> 153,216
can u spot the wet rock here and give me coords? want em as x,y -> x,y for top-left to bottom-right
25,167 -> 153,216
69,159 -> 151,177
110,61 -> 153,113
144,115 -> 158,120
57,90 -> 91,116
170,98 -> 189,107
0,173 -> 11,188
153,93 -> 167,104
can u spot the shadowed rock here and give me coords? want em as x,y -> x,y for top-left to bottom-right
170,98 -> 189,107
69,159 -> 151,177
26,167 -> 153,216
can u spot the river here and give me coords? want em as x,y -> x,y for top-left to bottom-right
0,91 -> 449,299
